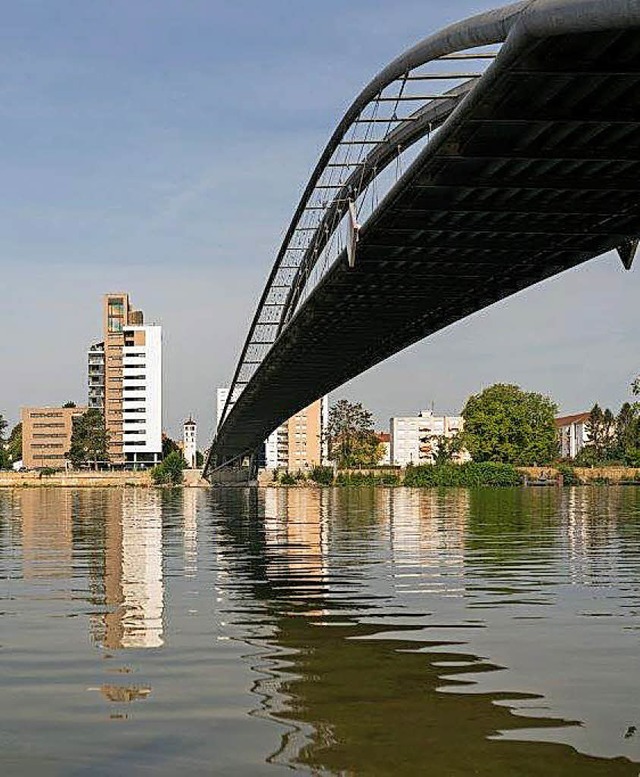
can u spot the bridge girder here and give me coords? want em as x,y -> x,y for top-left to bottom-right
205,0 -> 640,478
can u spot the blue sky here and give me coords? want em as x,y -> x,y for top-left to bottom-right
1,1 -> 639,440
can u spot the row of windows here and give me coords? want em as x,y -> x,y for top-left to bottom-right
32,443 -> 64,449
29,412 -> 63,419
124,386 -> 146,392
34,454 -> 64,460
33,433 -> 67,439
33,422 -> 65,429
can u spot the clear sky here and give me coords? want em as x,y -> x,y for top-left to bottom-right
1,0 -> 638,441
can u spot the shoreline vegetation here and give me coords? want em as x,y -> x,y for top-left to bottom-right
3,463 -> 640,489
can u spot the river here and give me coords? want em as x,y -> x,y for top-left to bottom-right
0,486 -> 639,775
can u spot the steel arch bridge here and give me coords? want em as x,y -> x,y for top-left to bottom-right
204,0 -> 640,480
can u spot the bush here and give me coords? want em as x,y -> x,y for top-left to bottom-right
279,472 -> 297,485
151,451 -> 185,486
335,471 -> 400,486
309,466 -> 334,485
39,467 -> 61,477
403,462 -> 522,488
556,463 -> 579,486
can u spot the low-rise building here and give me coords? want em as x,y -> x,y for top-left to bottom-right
21,405 -> 87,469
390,409 -> 467,466
556,412 -> 590,459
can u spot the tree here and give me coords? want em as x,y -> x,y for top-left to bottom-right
583,404 -> 617,462
633,375 -> 640,397
7,423 -> 22,464
151,451 -> 185,486
326,399 -> 383,468
67,409 -> 109,469
429,433 -> 464,465
461,383 -> 558,466
162,433 -> 180,458
0,413 -> 9,470
63,401 -> 77,408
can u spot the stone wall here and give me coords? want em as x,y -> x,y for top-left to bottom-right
0,471 -> 151,488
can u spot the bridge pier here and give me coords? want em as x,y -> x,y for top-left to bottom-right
204,452 -> 259,486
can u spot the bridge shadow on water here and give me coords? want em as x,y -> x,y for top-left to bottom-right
208,486 -> 640,776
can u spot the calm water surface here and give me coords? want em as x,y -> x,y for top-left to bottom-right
1,486 -> 640,775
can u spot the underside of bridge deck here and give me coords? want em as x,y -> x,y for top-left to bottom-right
207,12 -> 640,473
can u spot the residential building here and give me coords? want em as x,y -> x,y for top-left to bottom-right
21,405 -> 87,469
218,387 -> 328,471
88,293 -> 162,468
183,417 -> 197,468
216,387 -> 230,431
556,412 -> 590,459
390,409 -> 466,466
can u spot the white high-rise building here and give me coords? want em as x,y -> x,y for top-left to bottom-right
88,294 -> 162,468
216,387 -> 230,431
183,417 -> 197,468
390,409 -> 466,467
122,324 -> 162,467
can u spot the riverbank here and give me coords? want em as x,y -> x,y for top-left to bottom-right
2,465 -> 639,488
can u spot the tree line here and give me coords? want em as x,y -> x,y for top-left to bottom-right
324,374 -> 640,470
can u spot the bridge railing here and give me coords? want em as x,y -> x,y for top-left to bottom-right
208,2 -> 531,472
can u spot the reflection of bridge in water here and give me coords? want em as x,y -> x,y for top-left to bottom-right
205,0 -> 640,479
211,487 -> 640,775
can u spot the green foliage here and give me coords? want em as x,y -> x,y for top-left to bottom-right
580,401 -> 640,466
162,434 -> 181,458
556,463 -> 579,486
39,467 -> 60,477
279,471 -> 299,485
309,465 -> 334,485
461,383 -> 558,466
62,401 -> 77,408
7,423 -> 22,463
195,450 -> 204,468
326,399 -> 383,468
335,471 -> 400,486
430,433 -> 464,465
403,462 -> 523,488
151,451 -> 185,486
67,409 -> 109,469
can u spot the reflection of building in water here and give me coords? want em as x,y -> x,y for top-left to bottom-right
561,487 -> 629,586
17,489 -> 73,579
388,489 -> 469,597
98,490 -> 164,649
183,488 -> 198,578
263,488 -> 326,581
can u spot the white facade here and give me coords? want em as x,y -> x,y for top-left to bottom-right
390,410 -> 466,467
183,418 -> 197,468
216,387 -> 230,431
122,325 -> 162,465
556,413 -> 590,459
265,428 -> 280,469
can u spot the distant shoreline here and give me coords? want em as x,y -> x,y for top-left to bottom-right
2,465 -> 639,490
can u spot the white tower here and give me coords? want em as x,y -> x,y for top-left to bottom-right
183,417 -> 197,469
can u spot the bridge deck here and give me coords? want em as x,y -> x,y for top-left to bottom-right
210,19 -> 640,467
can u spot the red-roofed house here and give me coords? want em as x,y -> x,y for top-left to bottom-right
555,412 -> 590,459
